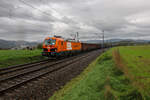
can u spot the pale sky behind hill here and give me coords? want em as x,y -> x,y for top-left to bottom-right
0,0 -> 150,42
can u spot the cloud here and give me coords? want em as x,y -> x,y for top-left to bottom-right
0,0 -> 150,41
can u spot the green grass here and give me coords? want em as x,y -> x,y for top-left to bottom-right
49,46 -> 150,100
116,46 -> 150,99
0,49 -> 45,68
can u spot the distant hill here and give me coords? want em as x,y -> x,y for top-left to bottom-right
81,40 -> 102,44
109,39 -> 150,43
0,39 -> 38,49
82,39 -> 150,44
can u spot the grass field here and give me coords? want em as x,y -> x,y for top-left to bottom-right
0,49 -> 45,68
114,46 -> 150,99
49,46 -> 150,100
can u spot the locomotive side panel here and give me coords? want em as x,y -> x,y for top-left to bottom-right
53,40 -> 81,56
57,41 -> 81,52
71,42 -> 81,51
57,40 -> 67,52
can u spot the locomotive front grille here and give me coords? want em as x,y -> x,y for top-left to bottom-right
50,48 -> 56,52
43,48 -> 48,52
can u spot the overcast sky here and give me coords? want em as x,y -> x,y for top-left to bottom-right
0,0 -> 150,41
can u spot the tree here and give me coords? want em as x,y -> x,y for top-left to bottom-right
37,43 -> 42,49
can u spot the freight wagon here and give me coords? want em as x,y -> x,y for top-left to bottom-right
81,43 -> 100,51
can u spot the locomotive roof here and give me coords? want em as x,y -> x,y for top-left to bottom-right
45,37 -> 81,43
45,37 -> 64,41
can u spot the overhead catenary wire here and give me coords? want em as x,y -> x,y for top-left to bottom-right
0,4 -> 49,27
18,0 -> 53,18
0,1 -> 53,35
17,0 -> 62,37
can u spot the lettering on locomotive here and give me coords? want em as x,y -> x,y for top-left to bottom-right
67,42 -> 72,50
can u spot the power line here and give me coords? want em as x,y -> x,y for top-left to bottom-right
17,0 -> 55,34
0,2 -> 52,33
1,0 -> 61,35
0,1 -> 52,22
18,0 -> 52,17
1,10 -> 51,33
79,36 -> 102,39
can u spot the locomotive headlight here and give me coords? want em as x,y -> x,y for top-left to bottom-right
55,48 -> 57,51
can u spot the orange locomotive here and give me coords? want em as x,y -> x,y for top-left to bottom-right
42,36 -> 82,57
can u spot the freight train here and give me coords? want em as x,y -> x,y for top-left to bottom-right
42,36 -> 101,57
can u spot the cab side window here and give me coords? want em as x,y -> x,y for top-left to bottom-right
61,42 -> 63,45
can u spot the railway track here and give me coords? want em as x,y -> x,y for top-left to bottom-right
0,58 -> 55,76
0,52 -> 91,96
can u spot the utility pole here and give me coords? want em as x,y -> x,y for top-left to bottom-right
9,9 -> 12,18
76,32 -> 79,42
102,30 -> 104,52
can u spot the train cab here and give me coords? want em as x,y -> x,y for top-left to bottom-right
42,37 -> 57,56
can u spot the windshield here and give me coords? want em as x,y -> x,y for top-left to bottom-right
44,39 -> 56,45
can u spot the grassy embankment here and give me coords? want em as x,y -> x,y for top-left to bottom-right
49,46 -> 150,100
0,49 -> 45,68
